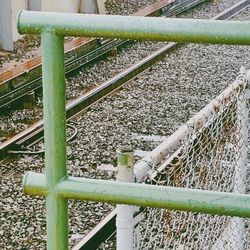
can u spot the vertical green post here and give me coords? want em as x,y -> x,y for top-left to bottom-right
41,31 -> 68,250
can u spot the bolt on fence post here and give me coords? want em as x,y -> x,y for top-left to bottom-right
116,148 -> 135,250
41,31 -> 68,250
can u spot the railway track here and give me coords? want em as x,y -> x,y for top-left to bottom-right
0,0 -> 209,157
68,3 -> 250,249
0,0 -> 206,109
1,0 -> 248,158
1,0 -> 249,249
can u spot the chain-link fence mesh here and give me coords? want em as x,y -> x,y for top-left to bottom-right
136,71 -> 249,250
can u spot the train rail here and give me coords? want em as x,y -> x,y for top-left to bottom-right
1,0 -> 249,249
1,0 -> 248,248
0,0 -> 248,157
0,0 -> 209,158
71,2 -> 250,249
0,0 -> 206,109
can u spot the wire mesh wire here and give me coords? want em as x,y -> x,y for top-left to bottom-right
136,72 -> 249,250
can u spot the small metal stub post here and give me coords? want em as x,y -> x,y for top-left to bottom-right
116,147 -> 135,250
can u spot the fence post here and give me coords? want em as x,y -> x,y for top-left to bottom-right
234,66 -> 248,195
116,148 -> 135,250
41,31 -> 68,250
223,67 -> 249,250
232,67 -> 249,250
211,68 -> 248,250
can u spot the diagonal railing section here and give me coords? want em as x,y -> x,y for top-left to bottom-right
18,11 -> 250,250
134,68 -> 250,249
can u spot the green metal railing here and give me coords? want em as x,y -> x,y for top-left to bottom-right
17,11 -> 250,249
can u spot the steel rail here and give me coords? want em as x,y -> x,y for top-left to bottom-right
70,2 -> 250,248
23,171 -> 250,219
19,1 -> 250,249
0,1 -> 247,155
0,0 -> 207,158
0,38 -> 97,108
17,13 -> 250,44
0,0 -> 207,108
72,209 -> 117,250
0,0 -> 183,108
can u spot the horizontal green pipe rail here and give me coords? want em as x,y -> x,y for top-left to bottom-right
23,172 -> 250,218
18,11 -> 250,45
18,9 -> 250,249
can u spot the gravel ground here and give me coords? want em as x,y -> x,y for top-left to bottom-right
0,35 -> 41,71
1,0 -> 249,249
105,0 -> 159,15
0,0 -> 241,143
0,0 -> 161,144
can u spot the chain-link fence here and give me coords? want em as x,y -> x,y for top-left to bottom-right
136,70 -> 249,250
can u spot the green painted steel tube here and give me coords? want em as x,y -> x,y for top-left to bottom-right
23,172 -> 250,218
17,11 -> 250,45
41,32 -> 68,250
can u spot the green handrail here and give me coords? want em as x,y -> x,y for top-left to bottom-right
24,171 -> 250,218
18,11 -> 250,45
18,11 -> 250,250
